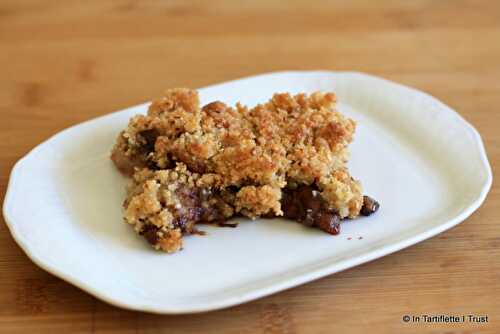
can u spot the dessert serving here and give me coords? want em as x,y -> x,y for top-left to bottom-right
111,88 -> 379,252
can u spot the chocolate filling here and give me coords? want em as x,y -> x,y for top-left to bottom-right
281,186 -> 379,234
140,223 -> 160,245
281,185 -> 341,234
139,186 -> 230,245
140,184 -> 379,246
360,195 -> 380,216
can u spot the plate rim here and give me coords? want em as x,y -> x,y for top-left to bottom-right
2,70 -> 493,314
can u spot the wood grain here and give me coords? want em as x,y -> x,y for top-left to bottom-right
1,1 -> 499,333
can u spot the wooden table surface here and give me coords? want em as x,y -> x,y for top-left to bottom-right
1,1 -> 499,333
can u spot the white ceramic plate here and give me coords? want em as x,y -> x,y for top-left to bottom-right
3,71 -> 492,314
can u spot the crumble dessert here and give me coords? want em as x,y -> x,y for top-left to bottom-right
112,88 -> 379,252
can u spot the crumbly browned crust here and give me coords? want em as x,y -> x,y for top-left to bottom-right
112,88 -> 369,252
124,163 -> 235,252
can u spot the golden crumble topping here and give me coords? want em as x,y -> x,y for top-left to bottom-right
111,88 -> 378,252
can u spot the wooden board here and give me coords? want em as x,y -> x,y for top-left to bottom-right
0,1 -> 499,333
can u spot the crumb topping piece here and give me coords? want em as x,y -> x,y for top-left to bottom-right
112,88 -> 378,252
